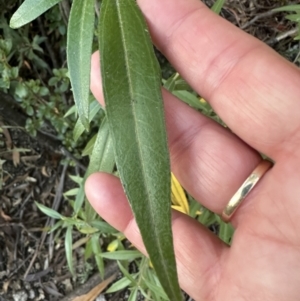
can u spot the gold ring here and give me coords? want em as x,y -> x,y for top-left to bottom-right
221,159 -> 273,223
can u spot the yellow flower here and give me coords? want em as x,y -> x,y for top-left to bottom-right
107,234 -> 125,252
107,239 -> 119,252
171,173 -> 189,214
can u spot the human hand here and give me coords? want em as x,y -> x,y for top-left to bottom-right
85,0 -> 300,300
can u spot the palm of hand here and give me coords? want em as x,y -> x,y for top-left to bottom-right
217,158 -> 300,301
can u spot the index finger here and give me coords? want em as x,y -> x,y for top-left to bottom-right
138,0 -> 300,160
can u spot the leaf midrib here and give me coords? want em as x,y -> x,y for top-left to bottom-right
71,0 -> 90,114
115,0 -> 173,295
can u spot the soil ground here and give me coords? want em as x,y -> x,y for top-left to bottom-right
1,1 -> 299,300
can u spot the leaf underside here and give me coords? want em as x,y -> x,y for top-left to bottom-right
67,0 -> 95,130
10,0 -> 62,28
99,0 -> 182,300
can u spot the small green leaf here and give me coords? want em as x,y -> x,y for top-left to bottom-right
10,0 -> 62,28
84,238 -> 93,260
143,278 -> 169,300
64,104 -> 77,118
82,134 -> 97,156
86,117 -> 115,175
105,277 -> 132,293
198,208 -> 217,226
128,288 -> 138,301
174,78 -> 192,91
49,220 -> 64,233
75,117 -> 115,216
74,185 -> 85,215
64,188 -> 79,197
91,233 -> 105,278
272,5 -> 300,12
35,202 -> 63,220
117,261 -> 137,284
99,0 -> 182,300
73,100 -> 102,141
173,90 -> 210,112
75,224 -> 98,234
69,175 -> 83,185
67,0 -> 95,130
90,220 -> 118,234
65,225 -> 74,275
100,250 -> 142,261
15,83 -> 28,98
216,216 -> 234,244
145,267 -> 164,300
211,0 -> 225,14
163,73 -> 179,91
285,14 -> 300,22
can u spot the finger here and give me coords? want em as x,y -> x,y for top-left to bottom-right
91,52 -> 104,106
85,172 -> 228,299
137,0 -> 300,160
90,51 -> 260,222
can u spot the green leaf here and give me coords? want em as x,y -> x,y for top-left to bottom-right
15,83 -> 28,98
285,14 -> 300,22
69,175 -> 83,185
128,288 -> 138,301
198,207 -> 217,226
90,220 -> 118,234
117,261 -> 137,284
81,117 -> 115,219
105,276 -> 132,293
173,90 -> 211,112
75,223 -> 98,234
163,73 -> 179,92
82,133 -> 97,156
84,238 -> 93,260
272,5 -> 300,12
91,233 -> 105,278
145,268 -> 164,301
86,117 -> 115,175
65,225 -> 74,275
49,220 -> 64,233
64,104 -> 77,118
74,185 -> 85,215
67,0 -> 95,130
64,188 -> 79,197
10,0 -> 62,28
35,202 -> 63,220
73,100 -> 102,141
100,250 -> 142,261
216,216 -> 234,245
174,78 -> 192,91
211,0 -> 225,14
99,1 -> 182,300
143,278 -> 169,300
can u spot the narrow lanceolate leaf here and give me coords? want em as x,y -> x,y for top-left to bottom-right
10,0 -> 62,28
99,1 -> 182,300
91,233 -> 105,278
272,5 -> 300,12
84,117 -> 115,220
86,117 -> 115,176
67,0 -> 95,130
35,202 -> 63,220
65,225 -> 74,275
